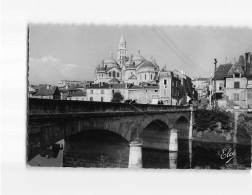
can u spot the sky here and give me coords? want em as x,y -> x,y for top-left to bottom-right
28,24 -> 252,85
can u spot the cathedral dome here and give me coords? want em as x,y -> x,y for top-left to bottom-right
133,55 -> 146,62
125,60 -> 132,66
104,52 -> 118,65
133,49 -> 146,66
137,61 -> 155,72
104,58 -> 117,64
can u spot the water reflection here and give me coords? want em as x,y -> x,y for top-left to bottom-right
28,140 -> 64,167
28,132 -> 251,170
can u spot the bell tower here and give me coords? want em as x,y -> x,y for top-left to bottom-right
117,35 -> 128,66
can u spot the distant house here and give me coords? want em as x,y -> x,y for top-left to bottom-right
86,83 -> 128,102
192,77 -> 210,99
211,52 -> 252,109
128,84 -> 159,104
67,91 -> 86,101
28,85 -> 37,97
32,85 -> 61,99
67,84 -> 82,94
59,88 -> 69,100
159,70 -> 190,105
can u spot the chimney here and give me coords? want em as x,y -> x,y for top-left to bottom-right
245,52 -> 249,64
47,85 -> 51,90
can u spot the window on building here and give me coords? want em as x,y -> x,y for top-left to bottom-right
131,72 -> 133,75
109,72 -> 111,77
145,74 -> 146,80
155,90 -> 158,92
164,79 -> 167,85
101,90 -> 104,94
233,93 -> 239,101
219,83 -> 224,90
90,97 -> 93,101
234,73 -> 240,78
234,82 -> 240,89
90,90 -> 93,94
117,72 -> 119,77
101,97 -> 104,102
113,71 -> 116,77
151,74 -> 152,79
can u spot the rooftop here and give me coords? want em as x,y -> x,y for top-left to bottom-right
67,91 -> 86,97
33,86 -> 59,96
212,64 -> 233,80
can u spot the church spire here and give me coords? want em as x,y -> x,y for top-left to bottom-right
117,35 -> 128,66
119,35 -> 126,49
120,35 -> 126,44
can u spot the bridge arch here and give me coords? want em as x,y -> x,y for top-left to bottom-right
64,129 -> 130,167
142,119 -> 170,132
173,115 -> 190,139
140,119 -> 170,150
65,129 -> 129,144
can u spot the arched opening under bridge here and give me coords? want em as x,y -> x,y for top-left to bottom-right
173,116 -> 190,139
63,130 -> 129,168
140,119 -> 170,151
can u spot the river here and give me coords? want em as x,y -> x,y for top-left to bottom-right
28,130 -> 251,170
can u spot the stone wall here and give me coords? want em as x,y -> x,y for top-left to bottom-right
28,98 -> 192,160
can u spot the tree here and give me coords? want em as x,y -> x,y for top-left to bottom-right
111,91 -> 124,103
194,109 -> 232,132
238,55 -> 245,67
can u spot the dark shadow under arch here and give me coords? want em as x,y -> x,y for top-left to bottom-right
173,116 -> 190,139
65,129 -> 129,144
175,116 -> 189,124
143,119 -> 170,132
64,129 -> 130,168
140,119 -> 170,151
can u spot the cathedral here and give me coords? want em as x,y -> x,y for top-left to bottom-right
94,35 -> 160,85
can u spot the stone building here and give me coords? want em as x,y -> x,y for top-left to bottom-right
211,52 -> 252,109
87,35 -> 195,105
159,69 -> 190,105
94,36 -> 159,85
192,77 -> 210,99
32,85 -> 61,100
66,91 -> 86,101
86,83 -> 128,102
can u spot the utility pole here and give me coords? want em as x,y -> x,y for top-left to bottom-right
213,58 -> 218,110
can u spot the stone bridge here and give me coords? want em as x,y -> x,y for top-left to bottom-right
27,98 -> 194,162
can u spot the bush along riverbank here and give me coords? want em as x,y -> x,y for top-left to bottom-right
193,109 -> 251,145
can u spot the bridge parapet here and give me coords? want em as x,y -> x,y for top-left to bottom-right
28,98 -> 190,115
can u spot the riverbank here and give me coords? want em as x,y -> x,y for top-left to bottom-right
193,130 -> 251,146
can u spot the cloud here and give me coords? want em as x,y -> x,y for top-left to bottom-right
64,63 -> 79,68
28,55 -> 91,84
29,55 -> 60,63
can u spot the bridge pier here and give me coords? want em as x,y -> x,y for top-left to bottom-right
169,152 -> 178,169
169,129 -> 178,152
128,139 -> 143,168
189,139 -> 192,168
189,105 -> 194,140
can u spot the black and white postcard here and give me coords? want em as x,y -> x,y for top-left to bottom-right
27,25 -> 252,169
